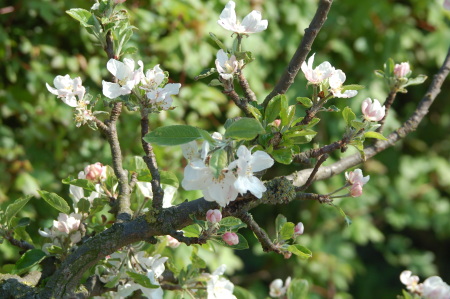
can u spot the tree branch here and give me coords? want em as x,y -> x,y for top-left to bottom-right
298,154 -> 328,191
263,0 -> 334,107
288,46 -> 450,186
376,90 -> 397,133
237,72 -> 257,102
223,89 -> 253,117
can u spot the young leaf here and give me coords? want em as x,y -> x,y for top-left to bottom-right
265,95 -> 282,123
12,249 -> 46,275
160,171 -> 179,188
341,84 -> 365,91
126,271 -> 160,289
77,198 -> 91,214
143,125 -> 201,146
403,74 -> 427,87
364,131 -> 388,140
198,128 -> 216,145
62,178 -> 97,192
219,217 -> 243,227
287,244 -> 312,259
272,148 -> 293,164
275,214 -> 287,236
296,97 -> 313,108
342,106 -> 356,126
351,120 -> 365,131
66,9 -> 92,28
4,195 -> 32,226
247,104 -> 263,122
279,222 -> 295,240
224,118 -> 265,140
281,105 -> 296,127
209,32 -> 227,51
287,279 -> 309,299
37,190 -> 70,214
209,149 -> 228,179
195,68 -> 217,81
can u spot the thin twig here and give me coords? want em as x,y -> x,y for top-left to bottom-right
294,136 -> 350,163
237,72 -> 257,102
4,234 -> 34,251
295,192 -> 332,204
263,0 -> 334,108
140,109 -> 164,210
298,154 -> 328,191
376,90 -> 397,133
223,89 -> 253,117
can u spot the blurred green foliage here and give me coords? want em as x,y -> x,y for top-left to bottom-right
1,0 -> 449,298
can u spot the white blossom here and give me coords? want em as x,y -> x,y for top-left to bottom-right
228,145 -> 274,198
400,270 -> 423,293
39,213 -> 83,245
361,98 -> 386,122
218,1 -> 268,34
301,53 -> 335,85
329,69 -> 358,98
216,50 -> 238,80
345,169 -> 370,186
269,277 -> 291,298
206,265 -> 237,299
422,276 -> 450,299
140,64 -> 166,91
46,75 -> 85,107
102,58 -> 143,99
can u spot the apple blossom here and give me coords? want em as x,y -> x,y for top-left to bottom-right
102,58 -> 143,99
269,277 -> 291,298
206,265 -> 237,299
294,222 -> 304,236
222,232 -> 239,245
140,64 -> 166,91
206,209 -> 222,224
422,276 -> 450,299
301,53 -> 335,85
145,83 -> 181,110
73,100 -> 95,127
394,62 -> 411,78
329,69 -> 358,98
400,270 -> 423,293
70,167 -> 102,212
361,98 -> 386,122
345,169 -> 370,185
216,49 -> 238,80
167,236 -> 181,248
39,213 -> 83,245
218,1 -> 268,34
46,75 -> 85,107
84,162 -> 107,182
350,183 -> 363,197
228,145 -> 274,198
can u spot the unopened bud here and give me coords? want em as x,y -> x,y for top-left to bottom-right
222,232 -> 239,245
294,222 -> 304,236
394,62 -> 410,78
206,209 -> 222,224
84,162 -> 106,182
350,183 -> 363,197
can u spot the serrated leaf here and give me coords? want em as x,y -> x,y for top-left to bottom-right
364,131 -> 387,140
12,249 -> 46,275
224,118 -> 265,140
77,198 -> 91,214
265,95 -> 282,123
126,271 -> 160,289
195,68 -> 217,81
287,279 -> 309,299
234,51 -> 254,64
122,46 -> 138,55
219,217 -> 243,227
280,222 -> 295,240
287,244 -> 312,259
143,125 -> 201,146
342,106 -> 356,126
209,32 -> 227,51
4,195 -> 32,226
62,178 -> 97,192
66,9 -> 92,27
160,171 -> 179,188
183,224 -> 202,237
272,148 -> 293,164
296,97 -> 313,108
37,190 -> 70,214
209,149 -> 228,179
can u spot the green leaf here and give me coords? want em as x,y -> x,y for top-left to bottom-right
143,125 -> 201,146
126,271 -> 160,289
324,105 -> 340,112
264,95 -> 283,123
66,9 -> 92,27
296,97 -> 313,108
195,68 -> 217,81
160,171 -> 179,188
386,58 -> 395,76
335,206 -> 352,226
15,217 -> 31,228
183,224 -> 202,237
77,198 -> 91,214
233,286 -> 258,299
37,190 -> 70,214
208,79 -> 223,87
287,279 -> 309,299
46,245 -> 63,255
209,149 -> 228,179
281,105 -> 296,127
190,251 -> 207,268
342,106 -> 356,126
364,131 -> 387,140
275,214 -> 287,236
351,120 -> 365,130
12,249 -> 46,275
122,46 -> 138,55
341,84 -> 365,91
374,70 -> 385,78
4,195 -> 32,226
272,148 -> 293,164
403,74 -> 427,87
209,32 -> 227,51
287,244 -> 312,259
198,129 -> 217,145
219,217 -> 243,227
62,177 -> 97,192
280,222 -> 295,240
247,105 -> 263,122
234,51 -> 255,64
224,118 -> 265,140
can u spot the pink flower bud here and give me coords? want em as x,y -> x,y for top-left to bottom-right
394,62 -> 410,78
283,251 -> 292,259
206,209 -> 222,224
273,119 -> 281,127
294,222 -> 304,236
84,162 -> 106,182
167,236 -> 180,248
222,232 -> 239,245
350,183 -> 363,197
361,98 -> 385,122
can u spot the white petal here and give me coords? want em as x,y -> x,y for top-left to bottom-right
246,176 -> 266,198
241,11 -> 267,33
102,81 -> 129,99
218,1 -> 237,31
250,151 -> 274,172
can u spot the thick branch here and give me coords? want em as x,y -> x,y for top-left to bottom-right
263,0 -> 334,107
140,110 -> 164,210
289,47 -> 450,186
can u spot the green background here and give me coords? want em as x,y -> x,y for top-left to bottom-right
1,0 -> 449,298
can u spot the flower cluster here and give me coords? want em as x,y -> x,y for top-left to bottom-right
181,140 -> 274,207
301,53 -> 358,98
102,58 -> 181,111
345,168 -> 370,197
39,213 -> 82,247
269,277 -> 291,298
218,1 -> 268,35
400,270 -> 450,299
216,49 -> 239,80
